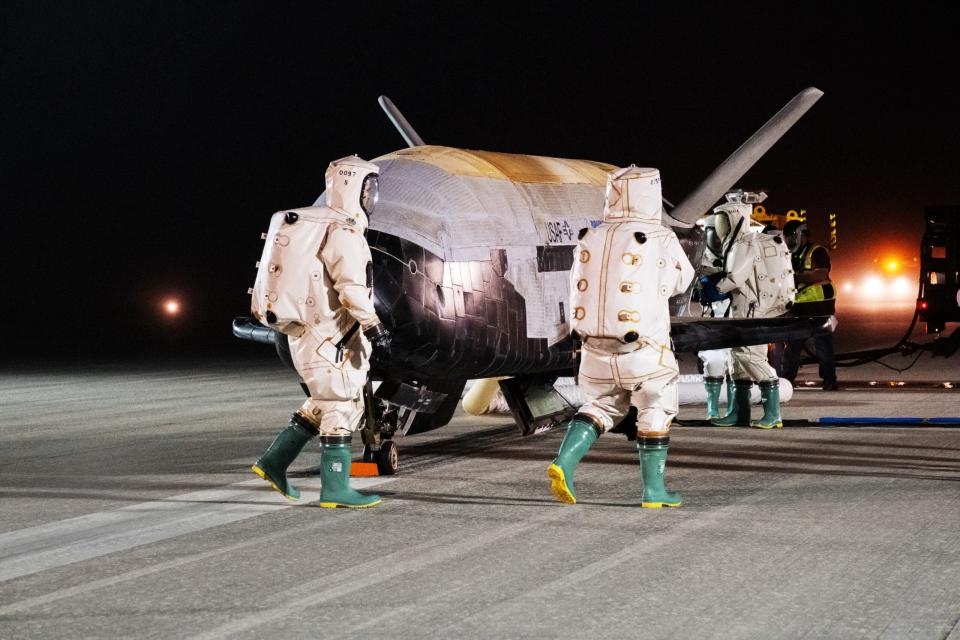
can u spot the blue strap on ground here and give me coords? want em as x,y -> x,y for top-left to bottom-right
817,417 -> 960,425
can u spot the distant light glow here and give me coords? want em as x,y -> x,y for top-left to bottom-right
862,276 -> 884,298
843,282 -> 853,292
163,299 -> 181,316
885,260 -> 899,273
891,276 -> 911,296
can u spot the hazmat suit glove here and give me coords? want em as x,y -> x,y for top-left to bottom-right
698,274 -> 730,304
701,272 -> 726,287
364,324 -> 392,366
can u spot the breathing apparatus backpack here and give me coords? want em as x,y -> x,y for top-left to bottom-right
250,206 -> 346,337
743,231 -> 796,317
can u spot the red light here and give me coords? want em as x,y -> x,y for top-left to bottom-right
918,300 -> 929,310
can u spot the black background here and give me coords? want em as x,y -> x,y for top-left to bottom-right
3,2 -> 959,361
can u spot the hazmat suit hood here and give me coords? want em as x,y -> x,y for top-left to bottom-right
324,155 -> 380,229
602,166 -> 662,222
712,201 -> 753,254
700,213 -> 723,261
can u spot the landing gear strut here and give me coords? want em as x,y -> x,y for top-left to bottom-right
358,381 -> 400,475
356,377 -> 466,475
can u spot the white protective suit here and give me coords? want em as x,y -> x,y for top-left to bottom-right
712,201 -> 790,382
252,156 -> 383,434
697,214 -> 732,379
570,166 -> 695,436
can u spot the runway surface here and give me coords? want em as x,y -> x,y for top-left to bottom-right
2,355 -> 959,639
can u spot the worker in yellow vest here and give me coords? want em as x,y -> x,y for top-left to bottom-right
780,220 -> 838,390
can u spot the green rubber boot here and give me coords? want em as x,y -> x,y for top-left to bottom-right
724,376 -> 735,415
547,416 -> 601,504
704,377 -> 724,420
318,434 -> 381,508
750,380 -> 783,429
638,435 -> 682,508
251,414 -> 317,501
711,380 -> 753,427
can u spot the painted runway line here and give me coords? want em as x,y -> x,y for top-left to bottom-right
0,475 -> 393,583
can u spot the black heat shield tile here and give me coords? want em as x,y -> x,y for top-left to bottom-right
369,233 -> 578,381
536,245 -> 576,272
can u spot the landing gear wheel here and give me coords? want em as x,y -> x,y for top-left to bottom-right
376,440 -> 399,475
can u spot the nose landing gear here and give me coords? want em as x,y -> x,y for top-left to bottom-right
357,377 -> 467,475
358,381 -> 401,475
362,439 -> 399,475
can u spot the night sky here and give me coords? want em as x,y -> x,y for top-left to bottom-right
3,3 -> 959,361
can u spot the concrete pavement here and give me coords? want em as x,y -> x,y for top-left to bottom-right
1,356 -> 958,639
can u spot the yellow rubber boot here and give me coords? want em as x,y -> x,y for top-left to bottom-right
318,434 -> 381,508
638,435 -> 682,508
251,414 -> 317,501
547,417 -> 600,504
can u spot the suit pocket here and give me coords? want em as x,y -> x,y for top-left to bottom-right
289,330 -> 361,401
314,336 -> 361,399
578,345 -> 614,383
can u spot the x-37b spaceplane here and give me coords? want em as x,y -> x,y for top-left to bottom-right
234,89 -> 829,473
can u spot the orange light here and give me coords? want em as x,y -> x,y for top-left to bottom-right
163,299 -> 181,316
885,260 -> 899,273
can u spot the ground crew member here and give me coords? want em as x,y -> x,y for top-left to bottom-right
781,220 -> 838,390
697,213 -> 733,420
762,223 -> 788,373
250,155 -> 391,508
701,196 -> 793,428
548,166 -> 694,508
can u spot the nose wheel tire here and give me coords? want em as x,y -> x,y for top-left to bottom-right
377,440 -> 399,475
362,440 -> 399,475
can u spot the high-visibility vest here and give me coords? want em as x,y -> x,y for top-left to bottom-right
793,243 -> 836,303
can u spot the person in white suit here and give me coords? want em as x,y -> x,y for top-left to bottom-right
701,195 -> 793,429
250,155 -> 390,508
697,213 -> 733,419
548,166 -> 694,508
